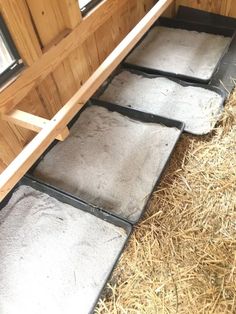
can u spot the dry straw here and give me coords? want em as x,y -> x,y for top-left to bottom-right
95,87 -> 236,314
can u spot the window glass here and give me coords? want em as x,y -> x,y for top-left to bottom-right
0,15 -> 23,86
79,0 -> 91,8
0,29 -> 15,74
79,0 -> 102,15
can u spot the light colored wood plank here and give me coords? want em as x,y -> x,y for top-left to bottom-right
26,0 -> 65,47
42,29 -> 71,52
54,127 -> 70,141
82,34 -> 100,74
2,110 -> 69,141
0,0 -> 129,113
112,2 -> 131,43
0,0 -> 156,172
52,60 -> 78,104
95,0 -> 152,64
0,121 -> 26,172
175,0 -> 229,15
0,77 -> 65,171
26,0 -> 78,115
17,88 -> 49,118
224,0 -> 236,17
0,0 -> 42,64
68,47 -> 92,89
0,88 -> 49,173
129,0 -> 140,28
15,88 -> 50,144
0,160 -> 7,174
163,1 -> 176,16
95,17 -> 117,63
58,0 -> 82,29
36,75 -> 63,117
0,0 -> 174,200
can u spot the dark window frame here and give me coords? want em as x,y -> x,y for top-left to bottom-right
0,14 -> 24,87
80,0 -> 103,16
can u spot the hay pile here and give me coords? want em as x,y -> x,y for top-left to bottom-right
95,88 -> 236,314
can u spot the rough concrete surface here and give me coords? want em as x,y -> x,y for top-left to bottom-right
126,26 -> 231,80
0,185 -> 127,314
34,105 -> 180,222
99,70 -> 224,134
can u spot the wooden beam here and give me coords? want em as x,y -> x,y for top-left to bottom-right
0,0 -> 173,201
2,109 -> 69,141
0,0 -> 128,113
0,0 -> 42,65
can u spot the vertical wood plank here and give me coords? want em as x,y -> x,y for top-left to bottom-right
224,0 -> 236,17
58,0 -> 82,29
175,0 -> 230,15
26,0 -> 65,46
129,0 -> 141,28
163,1 -> 176,16
15,89 -> 48,147
26,0 -> 78,116
83,34 -> 100,73
36,75 -> 63,117
94,17 -> 117,63
52,60 -> 78,104
0,0 -> 158,172
0,0 -> 42,64
112,2 -> 131,44
68,46 -> 92,89
17,88 -> 49,118
0,121 -> 34,173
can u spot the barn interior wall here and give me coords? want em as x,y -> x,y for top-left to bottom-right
0,0 -> 236,172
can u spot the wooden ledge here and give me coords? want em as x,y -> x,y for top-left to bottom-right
0,0 -> 174,201
0,0 -> 128,114
2,109 -> 69,141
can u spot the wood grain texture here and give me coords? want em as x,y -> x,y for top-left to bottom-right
0,0 -> 156,174
95,17 -> 117,63
0,0 -> 173,199
175,0 -> 236,17
0,87 -> 51,170
0,121 -> 26,171
0,0 -> 42,64
1,0 -> 236,180
58,0 -> 82,29
26,0 -> 66,46
2,110 -> 69,141
163,1 -> 176,16
0,0 -> 130,113
27,0 -> 79,114
0,79 -> 65,171
36,75 -> 63,117
52,60 -> 78,104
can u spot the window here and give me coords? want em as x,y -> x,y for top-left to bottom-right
79,0 -> 103,16
0,15 -> 23,86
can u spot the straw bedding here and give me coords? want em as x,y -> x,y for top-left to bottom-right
95,88 -> 236,313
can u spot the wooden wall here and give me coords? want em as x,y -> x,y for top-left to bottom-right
169,0 -> 236,17
0,0 -> 155,173
1,0 -> 236,174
